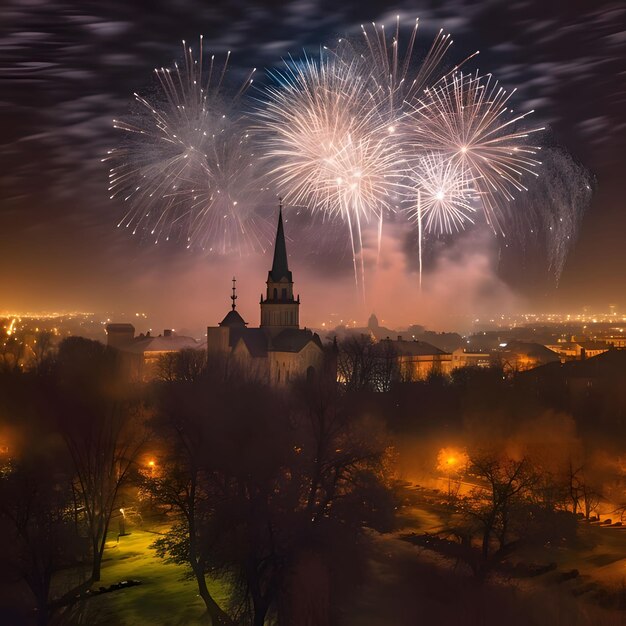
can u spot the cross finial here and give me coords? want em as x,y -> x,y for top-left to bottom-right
279,196 -> 283,211
231,276 -> 237,310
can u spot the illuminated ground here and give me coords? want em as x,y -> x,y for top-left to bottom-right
56,500 -> 624,625
345,491 -> 626,626
67,526 -> 230,625
347,528 -> 626,626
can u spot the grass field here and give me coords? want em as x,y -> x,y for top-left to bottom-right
69,525 -> 230,626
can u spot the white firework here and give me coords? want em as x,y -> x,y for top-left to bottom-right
409,154 -> 477,234
411,71 -> 544,231
105,38 -> 269,253
258,51 -> 403,295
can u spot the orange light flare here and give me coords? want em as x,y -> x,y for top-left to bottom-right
6,318 -> 16,336
436,447 -> 469,475
144,457 -> 157,477
437,447 -> 469,497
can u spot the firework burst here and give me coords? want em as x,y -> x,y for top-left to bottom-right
107,21 -> 579,296
411,71 -> 544,232
258,51 -> 402,296
332,17 -> 478,260
106,38 -> 270,254
504,147 -> 592,282
402,153 -> 477,285
344,17 -> 478,119
408,154 -> 477,234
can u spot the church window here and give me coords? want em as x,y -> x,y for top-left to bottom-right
273,287 -> 278,300
281,287 -> 287,300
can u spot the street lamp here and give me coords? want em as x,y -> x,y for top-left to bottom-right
119,507 -> 126,537
445,456 -> 457,496
436,447 -> 468,497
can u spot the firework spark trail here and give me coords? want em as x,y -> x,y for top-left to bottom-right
403,154 -> 477,286
351,17 -> 478,116
105,38 -> 270,254
505,147 -> 592,282
408,154 -> 477,234
411,71 -> 544,233
334,17 -> 479,261
258,51 -> 402,299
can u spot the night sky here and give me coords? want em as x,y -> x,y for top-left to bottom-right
1,0 -> 624,331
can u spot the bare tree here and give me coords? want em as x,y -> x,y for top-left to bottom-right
155,352 -> 178,382
31,331 -> 55,374
147,371 -> 395,626
52,337 -> 147,581
337,335 -> 399,392
463,453 -> 538,566
373,339 -> 399,392
0,334 -> 26,374
0,453 -> 79,626
156,349 -> 207,383
337,335 -> 378,391
567,459 -> 603,519
143,375 -> 239,625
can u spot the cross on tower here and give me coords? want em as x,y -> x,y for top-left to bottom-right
231,276 -> 237,310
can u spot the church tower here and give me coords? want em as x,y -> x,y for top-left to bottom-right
260,201 -> 300,336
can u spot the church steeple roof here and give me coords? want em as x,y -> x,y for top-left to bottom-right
269,199 -> 292,282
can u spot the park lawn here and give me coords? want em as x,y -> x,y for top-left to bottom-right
81,527 -> 231,626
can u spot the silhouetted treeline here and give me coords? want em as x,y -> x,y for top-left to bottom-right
0,337 -> 147,624
142,362 -> 395,625
1,337 -> 625,625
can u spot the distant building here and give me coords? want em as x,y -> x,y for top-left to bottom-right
206,205 -> 327,386
521,348 -> 626,428
381,337 -> 452,381
106,205 -> 328,386
332,314 -> 462,353
104,323 -> 135,349
451,348 -> 493,369
573,341 -> 609,359
495,341 -> 560,372
605,336 -> 626,349
545,340 -> 610,361
105,325 -> 200,381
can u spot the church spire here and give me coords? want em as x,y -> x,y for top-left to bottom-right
260,199 -> 299,333
270,198 -> 291,282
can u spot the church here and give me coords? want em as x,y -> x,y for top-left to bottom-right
206,204 -> 326,385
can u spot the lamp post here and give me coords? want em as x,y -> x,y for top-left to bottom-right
437,447 -> 468,498
446,455 -> 456,497
119,507 -> 126,537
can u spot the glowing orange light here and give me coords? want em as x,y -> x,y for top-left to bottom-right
436,447 -> 469,474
